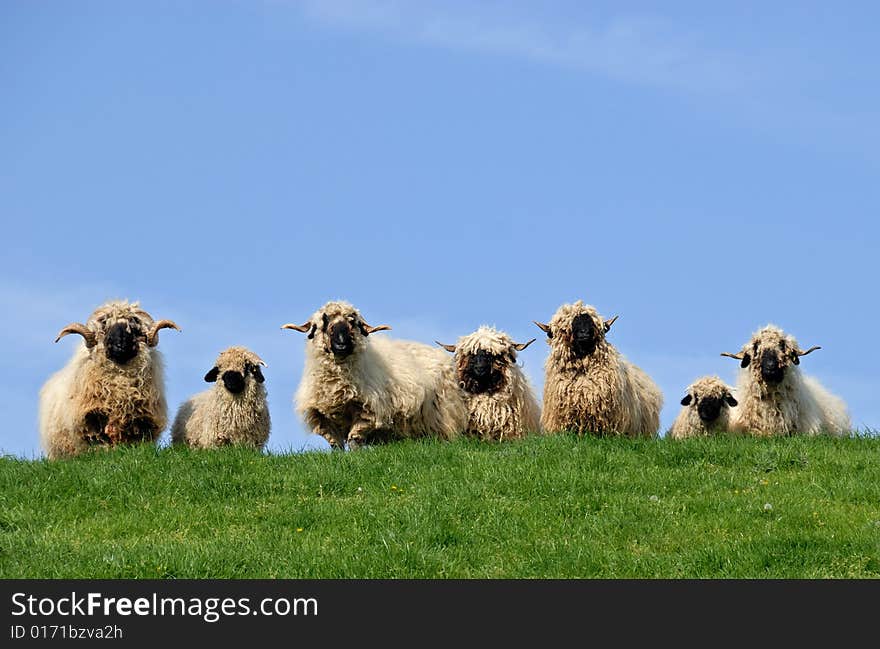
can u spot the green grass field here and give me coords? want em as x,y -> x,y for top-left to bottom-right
1,435 -> 878,578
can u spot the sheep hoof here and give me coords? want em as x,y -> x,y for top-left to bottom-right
347,436 -> 366,451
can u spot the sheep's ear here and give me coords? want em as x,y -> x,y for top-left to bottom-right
435,341 -> 456,353
250,365 -> 265,384
725,394 -> 738,407
680,394 -> 692,406
204,367 -> 220,382
604,315 -> 619,333
534,321 -> 552,338
740,353 -> 751,368
721,351 -> 749,368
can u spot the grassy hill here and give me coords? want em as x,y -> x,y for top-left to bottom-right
1,435 -> 878,578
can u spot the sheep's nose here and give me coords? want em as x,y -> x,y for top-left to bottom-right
329,322 -> 354,357
104,322 -> 139,365
760,352 -> 785,384
697,397 -> 722,423
222,371 -> 246,394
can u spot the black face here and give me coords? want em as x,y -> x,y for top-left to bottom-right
462,350 -> 505,394
104,321 -> 140,365
697,396 -> 723,423
760,349 -> 785,385
570,313 -> 599,358
221,370 -> 246,394
329,321 -> 355,358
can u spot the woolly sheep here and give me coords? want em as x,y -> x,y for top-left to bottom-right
171,346 -> 271,449
283,300 -> 468,449
721,324 -> 850,436
38,299 -> 180,459
436,325 -> 541,441
668,376 -> 738,440
534,300 -> 663,437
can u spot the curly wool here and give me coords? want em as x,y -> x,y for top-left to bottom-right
172,346 -> 270,449
727,325 -> 850,436
38,300 -> 172,459
292,301 -> 468,448
539,301 -> 662,437
447,326 -> 541,441
668,376 -> 737,440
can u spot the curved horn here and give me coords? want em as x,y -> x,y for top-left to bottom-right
604,315 -> 619,332
435,341 -> 456,353
720,351 -> 745,360
534,321 -> 552,336
147,319 -> 180,347
797,345 -> 821,357
513,338 -> 536,352
54,323 -> 97,347
281,322 -> 312,332
362,322 -> 391,335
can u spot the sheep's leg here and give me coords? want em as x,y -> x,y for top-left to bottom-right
83,411 -> 110,445
127,417 -> 158,443
304,409 -> 346,450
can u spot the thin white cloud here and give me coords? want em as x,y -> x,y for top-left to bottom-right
300,0 -> 768,96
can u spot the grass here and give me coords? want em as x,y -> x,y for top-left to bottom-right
1,435 -> 879,578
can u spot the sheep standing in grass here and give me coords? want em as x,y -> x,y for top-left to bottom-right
669,376 -> 738,439
436,326 -> 541,441
721,324 -> 850,436
283,301 -> 468,449
535,300 -> 662,437
171,347 -> 270,450
39,300 -> 180,459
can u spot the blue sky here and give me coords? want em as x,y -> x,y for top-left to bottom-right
2,0 -> 878,458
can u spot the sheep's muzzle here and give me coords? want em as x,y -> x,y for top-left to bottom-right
570,313 -> 599,358
329,321 -> 354,358
461,351 -> 504,394
104,322 -> 140,365
697,397 -> 723,423
760,350 -> 785,385
222,370 -> 246,394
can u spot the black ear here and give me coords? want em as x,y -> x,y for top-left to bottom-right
740,353 -> 751,369
251,364 -> 265,384
725,394 -> 738,407
680,394 -> 692,406
791,354 -> 800,365
204,367 -> 219,382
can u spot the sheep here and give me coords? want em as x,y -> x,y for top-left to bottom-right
668,376 -> 738,440
436,326 -> 541,441
171,346 -> 271,450
38,299 -> 180,459
720,324 -> 850,436
282,300 -> 468,449
534,300 -> 663,437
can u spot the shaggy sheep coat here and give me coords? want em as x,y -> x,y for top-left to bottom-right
172,347 -> 271,449
286,301 -> 468,448
537,301 -> 662,437
39,300 -> 179,459
668,376 -> 738,440
438,326 -> 541,441
723,325 -> 850,436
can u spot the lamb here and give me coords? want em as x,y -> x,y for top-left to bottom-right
282,300 -> 468,449
171,346 -> 271,450
535,300 -> 663,437
668,376 -> 738,440
38,299 -> 180,459
436,326 -> 541,441
721,324 -> 850,436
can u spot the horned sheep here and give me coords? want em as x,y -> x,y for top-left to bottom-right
38,300 -> 180,459
668,376 -> 738,440
171,346 -> 271,450
721,324 -> 850,436
283,301 -> 468,449
535,300 -> 663,437
436,326 -> 541,441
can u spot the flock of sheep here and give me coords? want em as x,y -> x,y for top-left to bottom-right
37,298 -> 852,459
